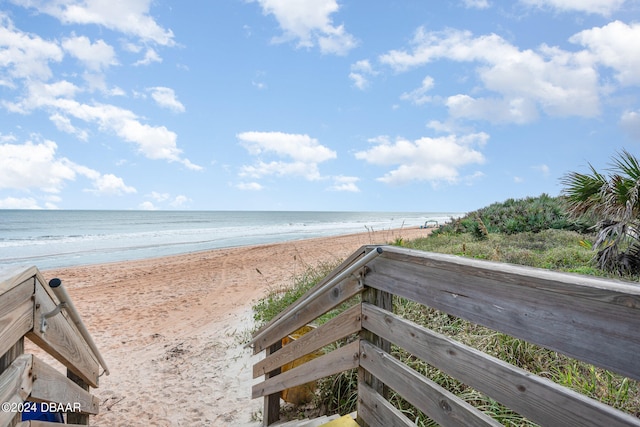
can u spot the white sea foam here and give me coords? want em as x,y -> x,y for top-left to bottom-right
0,210 -> 462,270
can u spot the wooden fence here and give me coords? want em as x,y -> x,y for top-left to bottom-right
0,266 -> 108,426
250,245 -> 640,426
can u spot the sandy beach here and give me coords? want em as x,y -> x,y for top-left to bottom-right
36,227 -> 428,426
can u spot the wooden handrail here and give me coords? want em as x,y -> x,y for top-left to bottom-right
0,266 -> 104,426
251,245 -> 640,427
48,278 -> 110,376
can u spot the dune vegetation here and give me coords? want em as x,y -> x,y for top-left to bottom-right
253,152 -> 640,425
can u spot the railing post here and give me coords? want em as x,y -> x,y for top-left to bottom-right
358,266 -> 392,427
263,341 -> 282,426
0,338 -> 24,427
67,369 -> 90,425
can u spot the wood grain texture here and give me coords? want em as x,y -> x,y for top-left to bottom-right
362,303 -> 640,427
27,281 -> 99,388
0,267 -> 39,297
29,356 -> 98,415
253,304 -> 361,378
366,246 -> 640,380
0,355 -> 34,427
360,340 -> 502,427
253,340 -> 360,399
0,280 -> 34,359
357,380 -> 414,427
262,342 -> 282,427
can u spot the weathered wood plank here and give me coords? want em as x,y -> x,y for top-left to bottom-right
359,340 -> 502,427
253,340 -> 360,399
252,277 -> 363,354
357,380 -> 414,427
27,281 -> 99,388
359,286 -> 391,404
0,267 -> 39,297
65,370 -> 89,424
0,280 -> 34,359
0,355 -> 34,427
262,342 -> 282,427
363,303 -> 640,427
366,247 -> 640,380
0,339 -> 25,427
253,304 -> 362,378
29,356 -> 98,415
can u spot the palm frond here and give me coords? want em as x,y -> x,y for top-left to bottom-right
561,150 -> 640,274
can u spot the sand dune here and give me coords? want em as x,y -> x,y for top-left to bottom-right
39,227 -> 428,426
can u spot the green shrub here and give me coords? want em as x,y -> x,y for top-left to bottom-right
434,194 -> 594,237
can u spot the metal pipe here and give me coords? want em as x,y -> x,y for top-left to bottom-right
248,246 -> 383,349
48,278 -> 110,376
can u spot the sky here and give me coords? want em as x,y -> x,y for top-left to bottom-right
1,0 -> 640,212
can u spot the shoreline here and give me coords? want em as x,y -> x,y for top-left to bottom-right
35,226 -> 430,426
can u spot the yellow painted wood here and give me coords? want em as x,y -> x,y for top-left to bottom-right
319,414 -> 359,427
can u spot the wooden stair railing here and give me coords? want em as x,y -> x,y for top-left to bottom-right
1,266 -> 108,426
251,245 -> 640,427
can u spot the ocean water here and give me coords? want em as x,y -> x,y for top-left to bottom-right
0,210 -> 461,270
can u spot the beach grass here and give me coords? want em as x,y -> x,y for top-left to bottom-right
252,194 -> 640,425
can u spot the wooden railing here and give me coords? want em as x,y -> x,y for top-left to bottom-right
0,266 -> 108,426
251,245 -> 640,426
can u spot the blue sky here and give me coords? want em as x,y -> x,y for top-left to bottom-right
1,0 -> 639,212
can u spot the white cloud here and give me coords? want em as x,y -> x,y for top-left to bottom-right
532,164 -> 551,177
520,0 -> 628,16
238,131 -> 336,163
620,110 -> 640,140
445,94 -> 539,123
148,87 -> 185,113
81,72 -> 125,95
252,0 -> 357,55
570,21 -> 640,86
252,81 -> 267,90
0,138 -> 136,196
170,195 -> 190,207
379,27 -> 601,122
237,182 -> 264,191
142,192 -> 190,208
237,131 -> 336,180
401,76 -> 435,105
0,197 -> 41,209
329,176 -> 360,192
86,173 -> 136,195
150,191 -> 170,202
0,139 -> 76,193
349,60 -> 377,90
241,160 -> 324,180
0,14 -> 64,84
8,82 -> 201,170
463,0 -> 491,9
133,48 -> 162,66
62,35 -> 117,71
10,0 -> 175,46
355,133 -> 487,185
139,201 -> 157,210
50,112 -> 89,140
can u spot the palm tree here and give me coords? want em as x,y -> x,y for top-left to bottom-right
561,150 -> 640,274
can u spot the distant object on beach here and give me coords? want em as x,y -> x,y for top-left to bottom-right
420,220 -> 439,229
